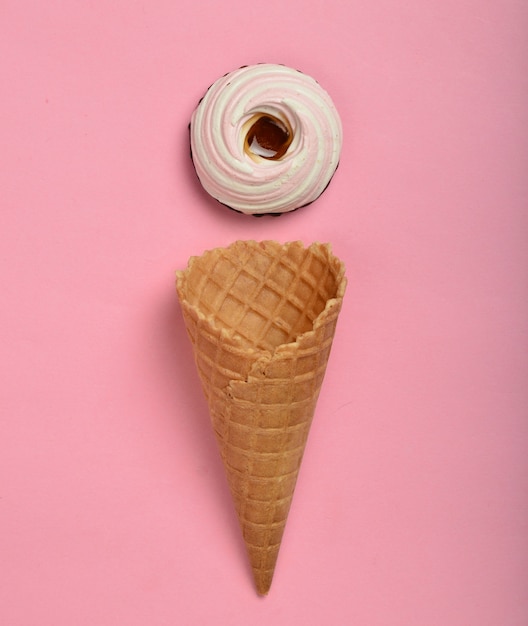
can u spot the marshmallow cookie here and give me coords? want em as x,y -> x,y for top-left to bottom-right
189,64 -> 342,216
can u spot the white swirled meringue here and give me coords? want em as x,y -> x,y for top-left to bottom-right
190,64 -> 342,215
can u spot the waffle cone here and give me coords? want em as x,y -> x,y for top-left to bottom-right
176,240 -> 346,595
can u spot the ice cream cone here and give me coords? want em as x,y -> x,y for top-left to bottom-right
176,240 -> 346,595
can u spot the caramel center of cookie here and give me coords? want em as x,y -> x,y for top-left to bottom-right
244,114 -> 293,160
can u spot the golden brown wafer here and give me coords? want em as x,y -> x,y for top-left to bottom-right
176,240 -> 346,594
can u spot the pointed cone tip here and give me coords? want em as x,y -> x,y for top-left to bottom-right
254,572 -> 273,596
256,584 -> 271,597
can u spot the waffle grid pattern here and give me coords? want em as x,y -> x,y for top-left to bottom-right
176,241 -> 346,594
181,241 -> 339,352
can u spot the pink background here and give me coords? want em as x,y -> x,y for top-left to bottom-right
1,1 -> 527,624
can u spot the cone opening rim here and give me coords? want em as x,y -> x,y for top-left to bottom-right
176,240 -> 346,357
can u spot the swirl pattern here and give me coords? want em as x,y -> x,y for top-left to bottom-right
190,64 -> 342,215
